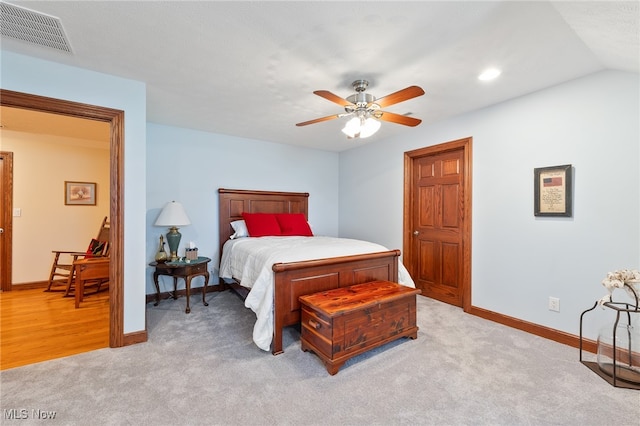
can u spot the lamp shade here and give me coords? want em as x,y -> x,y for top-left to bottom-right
341,116 -> 361,138
359,117 -> 381,138
341,116 -> 381,139
155,201 -> 191,227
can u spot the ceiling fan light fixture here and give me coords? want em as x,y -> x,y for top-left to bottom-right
297,80 -> 424,138
359,117 -> 381,138
341,115 -> 380,139
341,116 -> 362,138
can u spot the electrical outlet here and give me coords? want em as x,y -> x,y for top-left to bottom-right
548,297 -> 560,312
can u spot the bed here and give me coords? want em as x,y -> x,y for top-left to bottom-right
218,188 -> 414,355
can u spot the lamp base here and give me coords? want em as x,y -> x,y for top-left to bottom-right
166,227 -> 182,262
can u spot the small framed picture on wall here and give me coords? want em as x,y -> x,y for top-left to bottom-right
534,164 -> 572,217
65,181 -> 96,205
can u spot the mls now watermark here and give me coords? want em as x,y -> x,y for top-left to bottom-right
3,409 -> 57,420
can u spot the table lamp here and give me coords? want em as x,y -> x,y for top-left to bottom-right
155,201 -> 191,261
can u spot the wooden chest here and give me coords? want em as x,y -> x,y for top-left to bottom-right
299,280 -> 421,375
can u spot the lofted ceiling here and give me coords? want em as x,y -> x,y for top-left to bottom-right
1,1 -> 638,152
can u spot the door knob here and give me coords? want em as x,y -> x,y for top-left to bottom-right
413,230 -> 419,236
0,228 -> 4,234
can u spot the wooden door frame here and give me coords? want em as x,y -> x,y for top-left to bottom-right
0,89 -> 125,347
0,151 -> 13,291
403,137 -> 472,311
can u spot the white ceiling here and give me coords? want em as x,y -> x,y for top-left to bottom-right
1,1 -> 638,152
0,106 -> 110,144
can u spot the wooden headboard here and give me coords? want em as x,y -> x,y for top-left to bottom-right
218,188 -> 309,256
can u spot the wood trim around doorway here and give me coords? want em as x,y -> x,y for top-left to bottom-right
0,151 -> 13,291
403,137 -> 473,311
0,89 -> 129,348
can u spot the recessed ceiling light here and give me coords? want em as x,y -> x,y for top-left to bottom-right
478,68 -> 501,81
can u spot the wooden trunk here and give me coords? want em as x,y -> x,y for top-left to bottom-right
299,280 -> 421,375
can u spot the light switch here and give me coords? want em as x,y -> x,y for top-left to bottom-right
13,208 -> 21,217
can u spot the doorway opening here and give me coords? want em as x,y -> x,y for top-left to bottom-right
0,89 -> 125,348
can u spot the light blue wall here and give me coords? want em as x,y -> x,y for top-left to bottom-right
145,123 -> 339,295
1,51 -> 147,334
339,70 -> 640,340
4,48 -> 637,344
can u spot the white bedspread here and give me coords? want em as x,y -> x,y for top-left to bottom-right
219,236 -> 415,351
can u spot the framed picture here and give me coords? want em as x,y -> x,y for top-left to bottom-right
65,181 -> 96,205
534,164 -> 572,217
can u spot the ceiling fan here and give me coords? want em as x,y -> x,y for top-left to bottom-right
296,79 -> 425,139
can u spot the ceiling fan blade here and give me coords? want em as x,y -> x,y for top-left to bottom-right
295,114 -> 340,127
378,111 -> 422,127
374,86 -> 425,108
314,90 -> 354,107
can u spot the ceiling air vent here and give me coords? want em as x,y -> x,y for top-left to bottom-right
0,2 -> 72,53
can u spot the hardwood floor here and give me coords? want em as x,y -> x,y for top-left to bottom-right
0,286 -> 109,370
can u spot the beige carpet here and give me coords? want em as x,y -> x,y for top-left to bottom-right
1,290 -> 638,425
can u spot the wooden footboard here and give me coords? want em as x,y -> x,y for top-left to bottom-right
271,249 -> 400,355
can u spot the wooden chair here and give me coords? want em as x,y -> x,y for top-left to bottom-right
46,216 -> 110,294
71,257 -> 110,308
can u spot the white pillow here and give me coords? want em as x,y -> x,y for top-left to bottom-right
230,219 -> 249,239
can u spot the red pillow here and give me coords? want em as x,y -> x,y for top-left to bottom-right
241,213 -> 281,237
275,213 -> 313,236
85,239 -> 108,258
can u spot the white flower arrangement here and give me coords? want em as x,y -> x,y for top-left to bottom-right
600,268 -> 640,306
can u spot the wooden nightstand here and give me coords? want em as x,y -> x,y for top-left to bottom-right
150,256 -> 211,313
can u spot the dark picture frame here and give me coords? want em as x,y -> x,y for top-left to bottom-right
65,181 -> 96,205
534,164 -> 572,217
